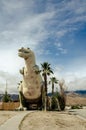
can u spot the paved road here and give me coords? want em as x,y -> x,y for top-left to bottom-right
0,111 -> 31,130
69,109 -> 86,120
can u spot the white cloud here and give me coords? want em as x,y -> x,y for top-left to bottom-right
56,30 -> 68,38
0,0 -> 86,52
54,58 -> 86,91
2,0 -> 24,13
0,48 -> 26,75
0,10 -> 55,50
0,71 -> 20,94
67,77 -> 86,91
54,42 -> 67,54
54,42 -> 62,47
58,47 -> 67,54
54,69 -> 86,91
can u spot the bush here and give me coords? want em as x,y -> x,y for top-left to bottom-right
71,105 -> 83,109
55,92 -> 66,111
2,91 -> 12,102
58,95 -> 66,110
51,92 -> 66,111
51,96 -> 58,110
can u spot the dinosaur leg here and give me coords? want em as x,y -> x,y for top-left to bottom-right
16,92 -> 27,111
19,92 -> 27,110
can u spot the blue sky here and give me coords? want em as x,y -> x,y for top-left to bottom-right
0,0 -> 86,93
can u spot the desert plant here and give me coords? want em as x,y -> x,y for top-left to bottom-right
2,91 -> 12,102
49,77 -> 58,95
71,105 -> 83,109
51,96 -> 58,110
58,80 -> 66,111
41,62 -> 53,96
41,62 -> 53,111
57,94 -> 66,110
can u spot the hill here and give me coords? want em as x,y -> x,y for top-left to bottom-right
0,94 -> 19,102
66,92 -> 86,106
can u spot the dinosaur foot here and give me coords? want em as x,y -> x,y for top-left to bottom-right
15,106 -> 27,111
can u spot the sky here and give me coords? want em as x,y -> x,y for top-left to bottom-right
0,0 -> 86,94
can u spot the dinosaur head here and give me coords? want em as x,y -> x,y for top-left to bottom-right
18,47 -> 34,59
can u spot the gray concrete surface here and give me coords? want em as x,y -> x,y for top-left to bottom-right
68,109 -> 86,120
0,111 -> 30,130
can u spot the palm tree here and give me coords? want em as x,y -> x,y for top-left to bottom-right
49,77 -> 58,95
41,62 -> 53,111
41,62 -> 53,96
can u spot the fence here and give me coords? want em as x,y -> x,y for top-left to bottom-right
0,102 -> 19,110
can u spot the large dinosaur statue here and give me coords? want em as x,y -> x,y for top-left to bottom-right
17,47 -> 43,110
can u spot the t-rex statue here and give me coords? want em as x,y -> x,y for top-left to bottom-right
17,47 -> 43,110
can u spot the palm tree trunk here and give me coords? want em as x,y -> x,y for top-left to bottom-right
52,83 -> 54,95
43,74 -> 47,111
44,74 -> 47,96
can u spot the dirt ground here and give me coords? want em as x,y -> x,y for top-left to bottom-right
20,111 -> 86,130
0,110 -> 86,130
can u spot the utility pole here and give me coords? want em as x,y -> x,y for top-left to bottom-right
5,80 -> 7,93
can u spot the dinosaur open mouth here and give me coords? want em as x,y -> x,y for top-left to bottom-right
18,47 -> 31,57
24,51 -> 29,53
18,50 -> 30,53
18,52 -> 22,56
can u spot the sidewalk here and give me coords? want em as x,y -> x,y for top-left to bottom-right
0,111 -> 30,130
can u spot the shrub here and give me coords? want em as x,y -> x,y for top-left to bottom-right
71,105 -> 83,109
58,94 -> 66,110
51,96 -> 58,110
2,91 -> 12,102
55,92 -> 66,111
